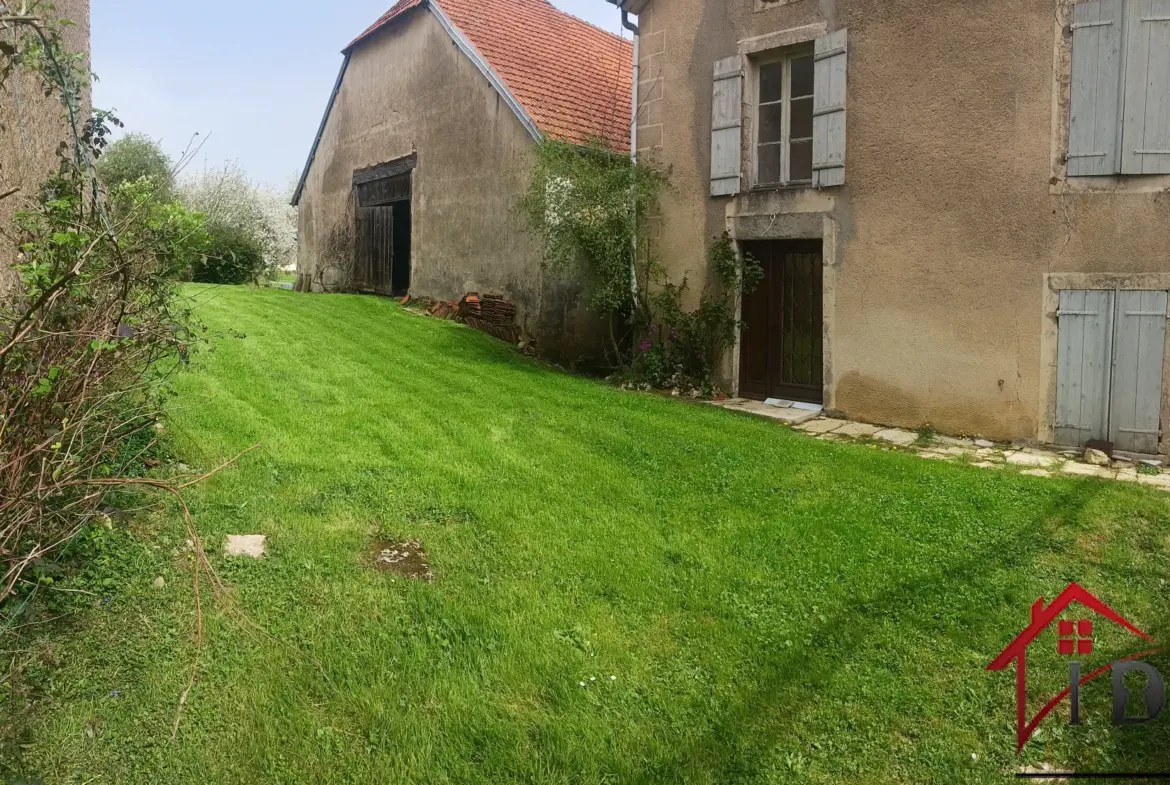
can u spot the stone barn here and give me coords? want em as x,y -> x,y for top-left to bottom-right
292,0 -> 632,364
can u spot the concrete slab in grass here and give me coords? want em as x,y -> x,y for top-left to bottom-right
225,535 -> 267,559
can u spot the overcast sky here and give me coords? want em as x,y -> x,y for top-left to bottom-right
91,1 -> 628,192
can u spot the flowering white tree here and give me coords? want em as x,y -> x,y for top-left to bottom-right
178,164 -> 298,273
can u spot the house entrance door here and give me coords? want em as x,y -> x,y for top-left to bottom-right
738,240 -> 824,403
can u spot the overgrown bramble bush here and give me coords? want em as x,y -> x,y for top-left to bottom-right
518,139 -> 762,393
0,5 -> 199,607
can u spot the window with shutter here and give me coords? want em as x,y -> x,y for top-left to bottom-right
812,29 -> 847,188
711,56 -> 744,197
1068,0 -> 1170,176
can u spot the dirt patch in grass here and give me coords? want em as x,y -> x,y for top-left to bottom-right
371,539 -> 433,581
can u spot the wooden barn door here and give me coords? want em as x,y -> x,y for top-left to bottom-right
739,240 -> 824,403
355,205 -> 394,295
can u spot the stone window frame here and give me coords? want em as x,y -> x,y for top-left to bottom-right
738,23 -> 827,193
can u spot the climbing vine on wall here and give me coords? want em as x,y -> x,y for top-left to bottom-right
518,138 -> 761,394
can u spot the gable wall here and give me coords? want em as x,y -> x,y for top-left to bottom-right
296,8 -> 603,363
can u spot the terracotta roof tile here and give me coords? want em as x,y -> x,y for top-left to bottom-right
346,0 -> 632,151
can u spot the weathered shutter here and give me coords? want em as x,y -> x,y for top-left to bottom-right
1109,290 -> 1167,454
812,29 -> 848,188
1056,290 -> 1115,446
1068,0 -> 1123,176
711,55 -> 744,197
1121,0 -> 1170,175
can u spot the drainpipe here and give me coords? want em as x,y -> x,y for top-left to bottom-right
622,9 -> 640,306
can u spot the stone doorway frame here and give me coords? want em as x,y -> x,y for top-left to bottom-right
723,204 -> 840,409
1039,272 -> 1170,457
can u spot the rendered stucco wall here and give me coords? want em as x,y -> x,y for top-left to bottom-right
296,9 -> 604,365
0,0 -> 91,290
637,0 -> 1170,442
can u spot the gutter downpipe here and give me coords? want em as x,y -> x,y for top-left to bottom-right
622,8 -> 640,308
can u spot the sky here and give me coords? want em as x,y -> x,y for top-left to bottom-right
90,1 -> 628,193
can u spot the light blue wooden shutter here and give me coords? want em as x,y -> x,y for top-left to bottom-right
1121,0 -> 1170,174
1056,290 -> 1115,446
1109,290 -> 1167,454
812,29 -> 848,188
711,55 -> 743,197
1068,0 -> 1124,176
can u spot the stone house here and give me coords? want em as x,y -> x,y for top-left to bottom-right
292,0 -> 632,363
0,0 -> 90,287
609,0 -> 1170,455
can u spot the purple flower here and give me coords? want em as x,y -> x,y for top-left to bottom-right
639,338 -> 651,353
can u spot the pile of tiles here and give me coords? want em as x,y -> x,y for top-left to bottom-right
425,292 -> 521,344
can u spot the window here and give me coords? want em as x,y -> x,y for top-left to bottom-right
1067,0 -> 1170,177
709,31 -> 847,197
755,50 -> 815,187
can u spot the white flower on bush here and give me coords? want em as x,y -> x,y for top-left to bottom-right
179,164 -> 297,274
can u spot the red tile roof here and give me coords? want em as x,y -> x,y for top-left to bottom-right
346,0 -> 632,152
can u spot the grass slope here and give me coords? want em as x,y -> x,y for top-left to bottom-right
9,286 -> 1170,784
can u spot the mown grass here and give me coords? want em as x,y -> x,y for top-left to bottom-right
7,286 -> 1170,783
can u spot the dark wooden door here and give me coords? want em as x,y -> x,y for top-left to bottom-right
739,240 -> 823,403
355,205 -> 394,295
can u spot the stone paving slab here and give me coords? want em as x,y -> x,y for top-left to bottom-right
713,399 -> 821,425
835,422 -> 881,438
796,418 -> 849,435
873,428 -> 918,446
935,435 -> 976,448
1138,473 -> 1170,489
704,400 -> 1170,491
1062,463 -> 1116,479
1006,451 -> 1062,468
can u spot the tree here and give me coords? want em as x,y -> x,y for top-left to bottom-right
179,163 -> 297,275
95,133 -> 174,197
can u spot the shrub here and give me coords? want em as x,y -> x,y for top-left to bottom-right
94,133 -> 174,199
621,234 -> 762,395
179,165 -> 297,276
108,177 -> 210,281
0,9 -> 201,609
192,222 -> 266,284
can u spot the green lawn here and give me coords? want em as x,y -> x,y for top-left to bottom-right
8,286 -> 1170,783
